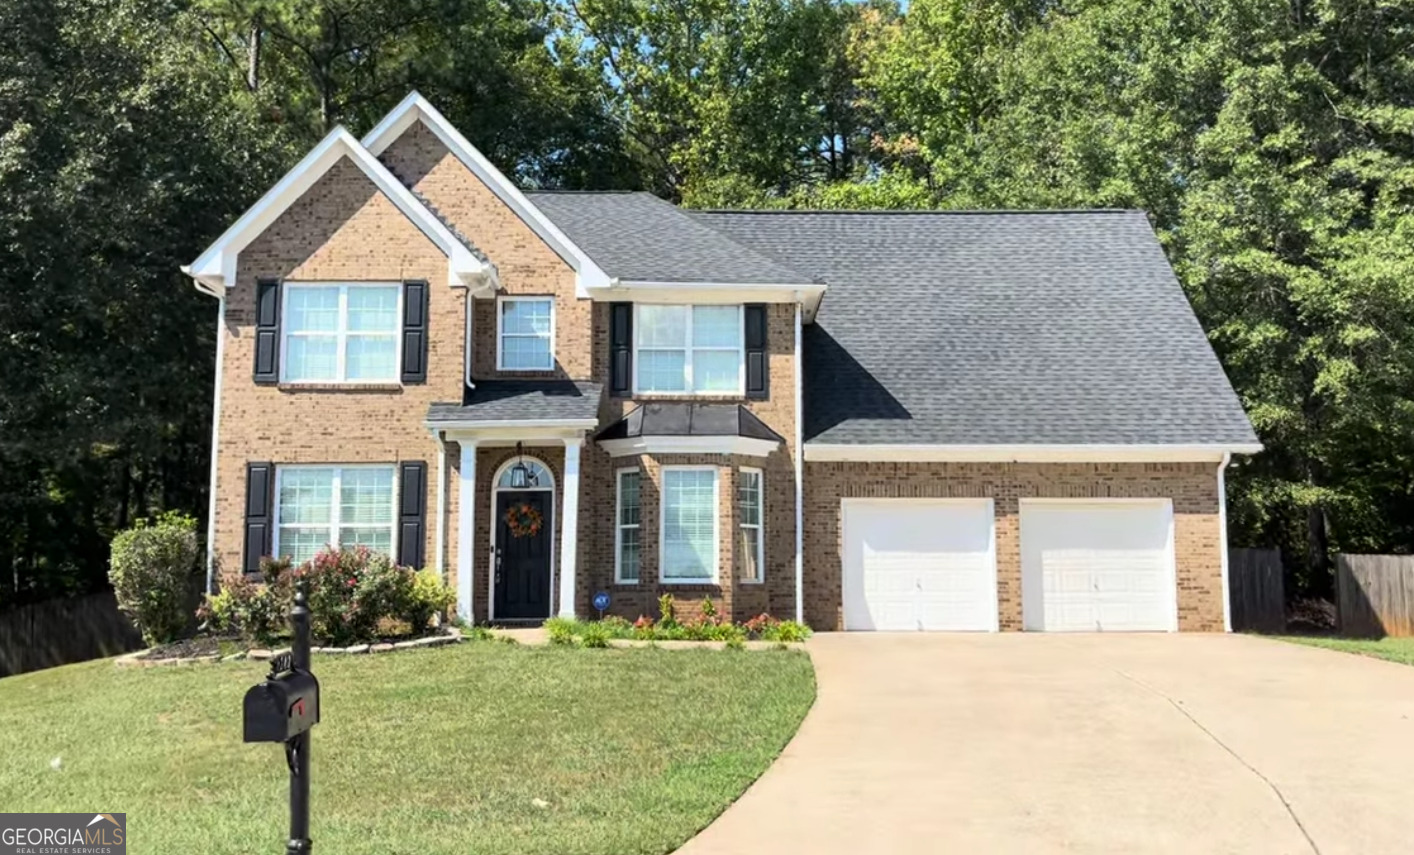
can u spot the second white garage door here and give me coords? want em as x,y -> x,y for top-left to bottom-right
1020,500 -> 1177,632
842,499 -> 997,631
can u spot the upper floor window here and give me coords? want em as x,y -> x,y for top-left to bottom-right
274,465 -> 396,564
634,305 -> 742,395
498,296 -> 555,371
283,283 -> 400,383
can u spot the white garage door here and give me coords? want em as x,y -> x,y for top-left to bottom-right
842,499 -> 997,631
1021,500 -> 1177,632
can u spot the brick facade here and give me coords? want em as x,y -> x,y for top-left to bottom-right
802,461 -> 1225,632
210,110 -> 1228,634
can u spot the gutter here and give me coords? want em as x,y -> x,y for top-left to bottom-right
794,302 -> 804,624
204,297 -> 227,594
1218,452 -> 1233,632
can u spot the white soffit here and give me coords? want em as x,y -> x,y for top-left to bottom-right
803,443 -> 1264,463
184,126 -> 489,295
599,280 -> 827,321
599,435 -> 781,459
361,92 -> 612,296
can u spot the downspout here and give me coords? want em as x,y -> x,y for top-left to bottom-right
794,301 -> 804,624
434,431 -> 448,580
1218,452 -> 1232,632
205,297 -> 227,594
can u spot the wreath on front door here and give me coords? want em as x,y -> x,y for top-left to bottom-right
504,502 -> 544,538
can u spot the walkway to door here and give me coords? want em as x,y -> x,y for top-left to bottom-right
676,633 -> 1414,855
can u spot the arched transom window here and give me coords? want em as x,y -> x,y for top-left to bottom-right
496,459 -> 551,489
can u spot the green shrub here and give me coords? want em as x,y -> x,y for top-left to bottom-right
581,621 -> 612,648
462,625 -> 495,641
762,620 -> 812,643
402,569 -> 455,632
301,547 -> 413,646
598,615 -> 634,637
545,616 -> 579,645
724,634 -> 746,651
108,512 -> 201,646
657,593 -> 677,627
198,573 -> 288,646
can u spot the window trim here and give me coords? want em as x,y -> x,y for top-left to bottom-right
279,282 -> 403,384
271,464 -> 399,563
738,467 -> 765,584
496,295 -> 556,372
632,304 -> 745,396
658,465 -> 720,584
614,467 -> 642,584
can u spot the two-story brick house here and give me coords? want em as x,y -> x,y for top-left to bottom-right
185,93 -> 1260,633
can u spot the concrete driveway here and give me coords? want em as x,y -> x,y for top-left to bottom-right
677,633 -> 1414,855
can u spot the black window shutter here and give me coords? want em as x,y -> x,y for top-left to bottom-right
609,302 -> 633,396
253,278 -> 281,384
398,461 -> 427,569
244,462 -> 274,574
745,304 -> 768,399
401,280 -> 429,384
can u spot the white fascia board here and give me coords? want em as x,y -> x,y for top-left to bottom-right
361,92 -> 611,297
599,435 -> 781,458
429,417 -> 600,432
802,443 -> 1265,463
598,280 -> 827,321
184,126 -> 488,295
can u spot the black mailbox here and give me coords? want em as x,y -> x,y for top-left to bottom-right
243,658 -> 320,743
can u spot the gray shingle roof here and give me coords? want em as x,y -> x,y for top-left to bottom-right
595,403 -> 784,443
426,381 -> 601,424
693,209 -> 1258,447
524,191 -> 816,284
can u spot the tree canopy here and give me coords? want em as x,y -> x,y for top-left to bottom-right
4,0 -> 1412,603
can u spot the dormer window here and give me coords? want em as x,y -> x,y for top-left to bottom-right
498,296 -> 555,371
634,305 -> 743,395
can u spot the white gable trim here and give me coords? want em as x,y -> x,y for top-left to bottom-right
362,92 -> 612,297
599,435 -> 781,459
183,127 -> 491,296
803,443 -> 1264,463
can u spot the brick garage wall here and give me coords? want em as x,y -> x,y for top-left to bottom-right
214,158 -> 460,580
802,461 -> 1224,632
378,122 -> 589,382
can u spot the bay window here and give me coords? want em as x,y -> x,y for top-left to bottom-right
738,468 -> 764,583
615,469 -> 642,583
660,467 -> 719,582
634,305 -> 743,395
274,466 -> 396,564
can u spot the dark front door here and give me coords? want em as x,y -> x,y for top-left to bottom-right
495,491 -> 552,620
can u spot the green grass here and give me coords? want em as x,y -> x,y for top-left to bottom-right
0,643 -> 815,855
1277,634 -> 1414,666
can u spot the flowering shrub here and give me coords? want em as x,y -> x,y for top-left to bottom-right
743,613 -> 779,636
555,612 -> 805,644
197,548 -> 454,646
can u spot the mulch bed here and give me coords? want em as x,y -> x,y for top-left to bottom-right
138,635 -> 240,660
118,627 -> 463,668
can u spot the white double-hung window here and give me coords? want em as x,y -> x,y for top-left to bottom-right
615,469 -> 642,583
498,296 -> 555,370
283,283 -> 401,382
274,466 -> 397,564
660,467 -> 719,583
635,305 -> 743,394
738,468 -> 764,583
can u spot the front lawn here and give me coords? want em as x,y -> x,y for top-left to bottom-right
0,643 -> 815,854
1278,635 -> 1414,666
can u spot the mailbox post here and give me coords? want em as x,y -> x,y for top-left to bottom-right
243,580 -> 319,854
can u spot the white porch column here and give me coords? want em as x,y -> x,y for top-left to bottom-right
457,440 -> 478,623
558,439 -> 582,618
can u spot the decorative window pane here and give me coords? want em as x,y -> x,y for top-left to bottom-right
616,470 -> 642,583
738,469 -> 764,583
634,305 -> 743,395
499,298 -> 554,370
662,469 -> 718,581
276,466 -> 396,565
283,284 -> 400,382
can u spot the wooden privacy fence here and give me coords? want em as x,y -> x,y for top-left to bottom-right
0,590 -> 144,678
1336,554 -> 1414,638
1228,548 -> 1285,632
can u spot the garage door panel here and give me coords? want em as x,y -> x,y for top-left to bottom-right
844,500 -> 997,632
1021,501 -> 1175,632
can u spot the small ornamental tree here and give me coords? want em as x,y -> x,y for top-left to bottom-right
108,512 -> 200,645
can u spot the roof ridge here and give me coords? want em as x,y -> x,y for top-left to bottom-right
690,207 -> 1143,216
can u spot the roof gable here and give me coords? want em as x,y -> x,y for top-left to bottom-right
184,127 -> 490,296
361,92 -> 611,295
